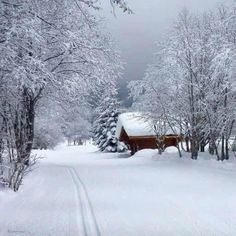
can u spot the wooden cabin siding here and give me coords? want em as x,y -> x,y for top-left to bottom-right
156,135 -> 182,149
119,127 -> 130,144
118,126 -> 181,155
129,137 -> 157,155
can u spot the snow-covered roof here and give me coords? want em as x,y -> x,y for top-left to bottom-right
116,112 -> 156,138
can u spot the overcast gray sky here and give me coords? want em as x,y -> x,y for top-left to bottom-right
98,0 -> 230,105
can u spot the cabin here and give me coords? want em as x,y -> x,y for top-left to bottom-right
115,112 -> 181,155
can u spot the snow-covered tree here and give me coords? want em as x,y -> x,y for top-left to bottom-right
61,100 -> 92,146
129,3 -> 236,161
93,89 -> 126,152
0,0 -> 123,190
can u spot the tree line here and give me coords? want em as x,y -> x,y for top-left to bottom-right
0,0 -> 124,191
129,3 -> 236,161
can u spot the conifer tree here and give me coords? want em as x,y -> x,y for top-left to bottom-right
93,91 -> 126,152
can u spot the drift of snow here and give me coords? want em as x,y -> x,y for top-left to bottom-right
0,143 -> 236,235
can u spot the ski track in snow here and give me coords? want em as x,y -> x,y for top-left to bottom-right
68,167 -> 101,236
0,144 -> 236,236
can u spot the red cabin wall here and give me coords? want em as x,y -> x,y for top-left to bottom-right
118,127 -> 181,155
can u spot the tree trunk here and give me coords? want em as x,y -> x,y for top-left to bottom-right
186,137 -> 190,152
209,139 -> 215,155
199,139 -> 205,152
13,88 -> 36,166
225,137 -> 229,160
191,131 -> 198,160
0,138 -> 3,175
220,134 -> 225,161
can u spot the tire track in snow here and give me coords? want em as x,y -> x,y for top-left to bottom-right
69,167 -> 101,236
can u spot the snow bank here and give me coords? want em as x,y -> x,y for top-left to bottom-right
1,144 -> 236,236
131,149 -> 158,160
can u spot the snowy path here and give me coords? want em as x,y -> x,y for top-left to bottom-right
68,167 -> 101,236
0,144 -> 236,236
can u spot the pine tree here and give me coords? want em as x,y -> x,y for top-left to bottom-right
93,91 -> 126,152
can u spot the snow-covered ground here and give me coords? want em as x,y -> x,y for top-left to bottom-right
0,144 -> 236,236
